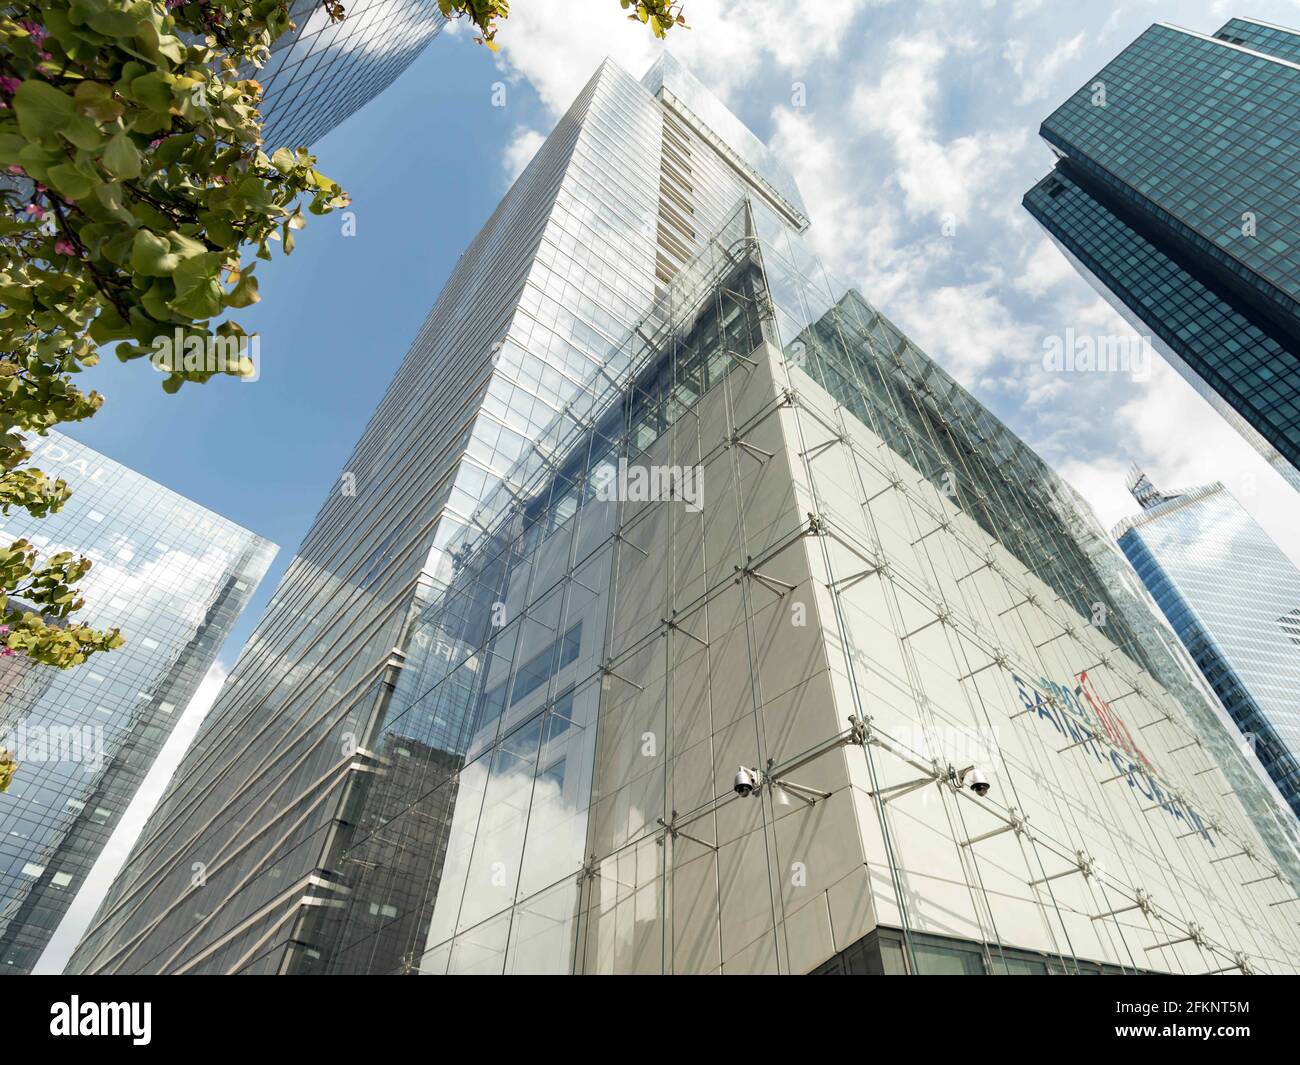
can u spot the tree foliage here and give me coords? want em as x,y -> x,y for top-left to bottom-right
439,0 -> 688,49
0,0 -> 349,668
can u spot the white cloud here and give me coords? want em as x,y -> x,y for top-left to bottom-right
1014,237 -> 1078,297
489,0 -> 874,116
887,276 -> 1028,384
503,126 -> 545,183
850,33 -> 1029,224
33,662 -> 229,974
1004,31 -> 1086,103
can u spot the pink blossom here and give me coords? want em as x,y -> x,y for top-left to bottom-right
0,648 -> 13,658
18,21 -> 46,46
24,204 -> 44,220
54,239 -> 77,256
0,626 -> 9,635
0,76 -> 20,97
5,166 -> 22,176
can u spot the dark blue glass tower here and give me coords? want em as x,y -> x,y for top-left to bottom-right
1023,17 -> 1300,493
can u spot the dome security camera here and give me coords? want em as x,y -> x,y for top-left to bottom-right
959,765 -> 991,797
733,766 -> 760,797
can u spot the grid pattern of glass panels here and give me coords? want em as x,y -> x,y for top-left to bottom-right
812,926 -> 1156,975
72,44 -> 1300,971
188,199 -> 1298,975
67,58 -> 812,975
1116,484 -> 1300,819
1024,169 -> 1300,488
1215,16 -> 1300,66
0,432 -> 275,973
116,196 -> 1284,977
1024,18 -> 1300,493
1040,22 -> 1300,310
252,0 -> 446,149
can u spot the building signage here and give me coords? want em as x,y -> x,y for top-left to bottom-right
1012,672 -> 1215,844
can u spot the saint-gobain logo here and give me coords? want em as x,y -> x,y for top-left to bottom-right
149,329 -> 260,382
50,997 -> 151,1045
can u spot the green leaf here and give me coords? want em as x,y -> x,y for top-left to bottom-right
227,270 -> 260,308
73,81 -> 124,124
46,163 -> 95,201
102,133 -> 144,179
129,71 -> 175,112
0,134 -> 26,166
270,147 -> 296,173
12,81 -> 77,142
130,230 -> 180,276
61,114 -> 105,151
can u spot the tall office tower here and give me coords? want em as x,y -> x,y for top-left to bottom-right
1115,470 -> 1300,821
1023,17 -> 1300,494
0,432 -> 275,974
71,59 -> 1300,977
254,0 -> 446,149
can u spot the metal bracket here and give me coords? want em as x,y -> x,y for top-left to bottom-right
1030,850 -> 1094,887
733,558 -> 796,597
657,810 -> 717,851
960,807 -> 1029,848
1092,888 -> 1154,921
661,614 -> 708,647
1146,922 -> 1206,953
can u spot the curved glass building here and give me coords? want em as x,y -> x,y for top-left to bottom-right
254,0 -> 446,149
1116,472 -> 1300,821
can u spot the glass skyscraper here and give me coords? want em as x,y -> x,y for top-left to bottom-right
1115,471 -> 1300,821
0,432 -> 275,974
254,0 -> 446,149
1023,17 -> 1300,493
69,57 -> 1300,976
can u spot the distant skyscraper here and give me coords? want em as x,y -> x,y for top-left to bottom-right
255,0 -> 446,148
1115,470 -> 1300,820
68,57 -> 1300,976
0,433 -> 275,974
1023,17 -> 1300,493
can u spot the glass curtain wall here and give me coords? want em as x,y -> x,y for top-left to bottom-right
288,199 -> 1300,974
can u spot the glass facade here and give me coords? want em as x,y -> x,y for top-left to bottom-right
69,58 -> 1300,977
67,56 -> 809,975
253,0 -> 446,149
1022,17 -> 1300,493
0,432 -> 275,974
1115,475 -> 1300,820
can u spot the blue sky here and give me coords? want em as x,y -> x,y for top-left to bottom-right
61,0 -> 1300,672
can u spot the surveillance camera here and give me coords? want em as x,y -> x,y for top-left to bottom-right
733,766 -> 760,797
959,765 -> 990,797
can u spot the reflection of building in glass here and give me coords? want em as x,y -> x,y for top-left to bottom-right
1115,472 -> 1300,821
255,0 -> 446,149
0,432 -> 275,974
1024,17 -> 1300,493
72,59 -> 1300,976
